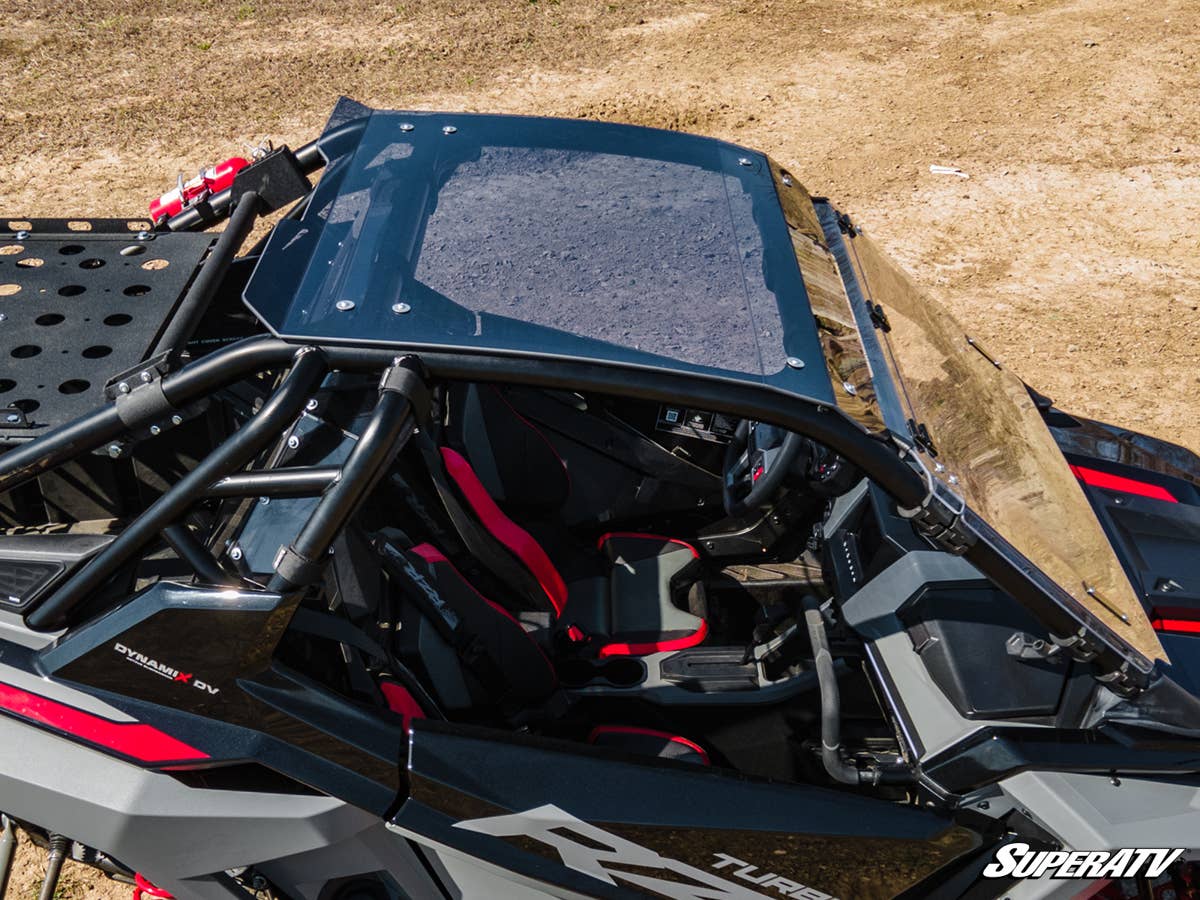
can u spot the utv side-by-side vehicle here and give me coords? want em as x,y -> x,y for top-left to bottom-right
0,97 -> 1197,900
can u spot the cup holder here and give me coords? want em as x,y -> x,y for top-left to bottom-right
558,657 -> 646,688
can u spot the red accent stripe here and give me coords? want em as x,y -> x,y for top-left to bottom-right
133,873 -> 175,900
598,619 -> 708,658
1070,464 -> 1177,503
0,682 -> 208,764
1152,618 -> 1200,635
596,532 -> 700,559
379,681 -> 426,732
440,447 -> 568,616
587,725 -> 710,765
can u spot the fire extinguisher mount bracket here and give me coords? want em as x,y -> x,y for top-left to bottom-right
230,147 -> 312,214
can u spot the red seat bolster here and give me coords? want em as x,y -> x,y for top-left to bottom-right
439,447 -> 568,616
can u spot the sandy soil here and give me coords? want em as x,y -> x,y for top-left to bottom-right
0,0 -> 1196,892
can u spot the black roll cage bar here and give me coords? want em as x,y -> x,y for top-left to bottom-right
0,124 -> 1155,693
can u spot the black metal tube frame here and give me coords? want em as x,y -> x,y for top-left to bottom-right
268,359 -> 420,593
3,333 -> 1155,687
162,522 -> 231,586
26,347 -> 328,629
208,466 -> 340,499
151,189 -> 260,357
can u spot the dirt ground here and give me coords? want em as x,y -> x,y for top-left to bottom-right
0,0 -> 1197,894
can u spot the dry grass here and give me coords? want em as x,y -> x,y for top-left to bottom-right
0,0 -> 1197,890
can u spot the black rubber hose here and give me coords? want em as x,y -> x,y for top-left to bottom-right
802,595 -> 862,785
151,190 -> 260,358
802,595 -> 913,787
27,348 -> 328,629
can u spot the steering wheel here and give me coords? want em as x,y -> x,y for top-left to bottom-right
722,420 -> 805,517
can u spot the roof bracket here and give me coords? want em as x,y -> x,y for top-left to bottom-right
906,418 -> 938,456
869,303 -> 892,332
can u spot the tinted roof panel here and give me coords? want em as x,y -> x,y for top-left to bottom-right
244,109 -> 833,399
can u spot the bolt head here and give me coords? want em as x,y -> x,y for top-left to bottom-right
399,122 -> 415,132
229,546 -> 243,561
305,398 -> 319,411
170,414 -> 183,426
14,231 -> 28,241
335,299 -> 355,311
392,302 -> 411,314
785,357 -> 805,369
259,497 -> 270,506
117,382 -> 131,394
947,474 -> 960,485
737,157 -> 753,167
286,435 -> 300,449
139,371 -> 153,383
782,174 -> 793,186
4,414 -> 19,424
106,443 -> 123,458
442,125 -> 457,135
0,313 -> 7,323
136,231 -> 152,241
149,424 -> 161,436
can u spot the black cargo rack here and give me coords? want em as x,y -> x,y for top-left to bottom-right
0,218 -> 214,444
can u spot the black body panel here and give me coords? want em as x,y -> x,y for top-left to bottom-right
395,721 -> 979,899
901,585 -> 1071,719
41,582 -> 403,814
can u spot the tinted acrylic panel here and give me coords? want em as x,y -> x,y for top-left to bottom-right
245,111 -> 834,400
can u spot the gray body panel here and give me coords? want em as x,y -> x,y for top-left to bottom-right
0,713 -> 434,900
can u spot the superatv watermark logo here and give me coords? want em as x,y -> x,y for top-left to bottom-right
113,643 -> 219,695
454,804 -> 836,899
983,842 -> 1185,880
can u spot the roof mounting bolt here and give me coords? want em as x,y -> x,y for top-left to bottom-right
335,299 -> 355,311
305,398 -> 319,411
229,546 -> 243,562
149,424 -> 161,436
139,370 -> 153,384
785,357 -> 805,369
934,462 -> 946,473
782,174 -> 793,186
259,497 -> 270,506
117,382 -> 131,395
286,435 -> 300,450
392,302 -> 411,315
442,125 -> 458,135
399,122 -> 415,132
170,414 -> 183,426
947,474 -> 960,485
737,157 -> 753,167
14,231 -> 28,241
4,414 -> 19,424
106,443 -> 123,458
0,314 -> 7,323
135,231 -> 154,241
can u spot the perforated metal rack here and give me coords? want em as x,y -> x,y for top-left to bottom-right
0,218 -> 214,444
